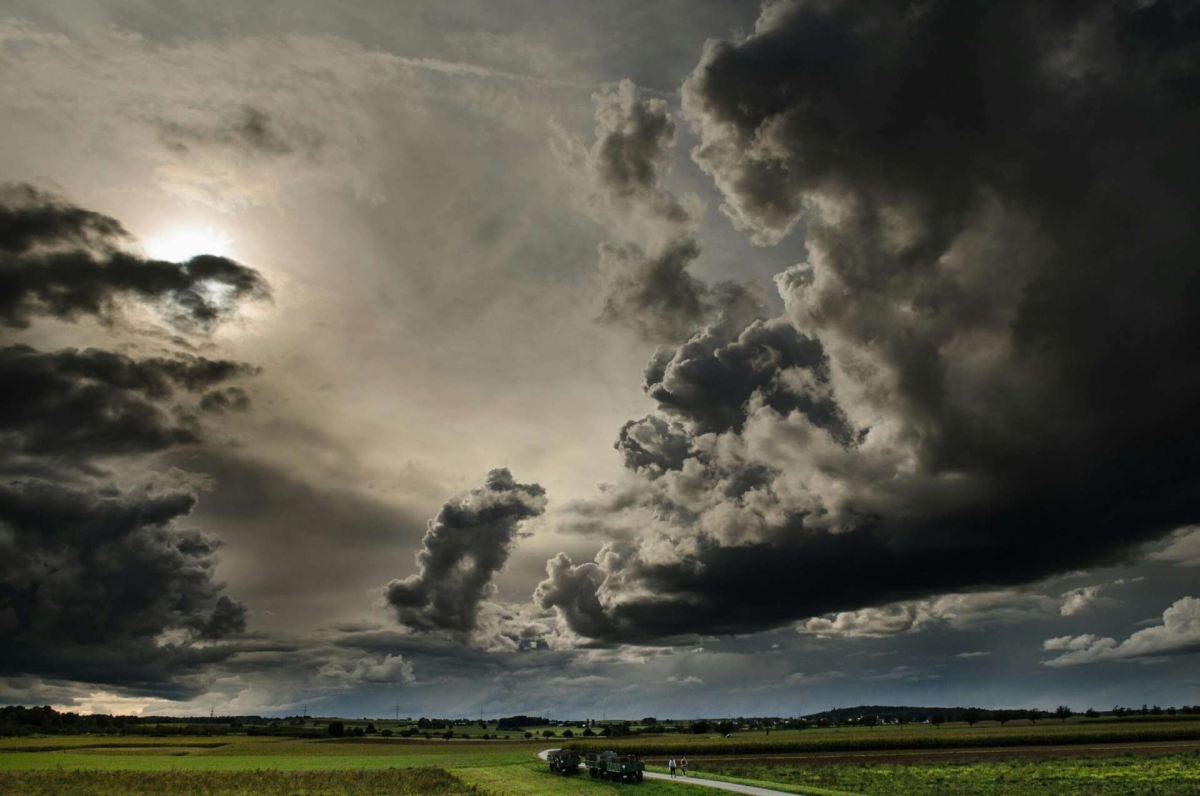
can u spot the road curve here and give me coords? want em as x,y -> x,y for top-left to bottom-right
537,749 -> 810,796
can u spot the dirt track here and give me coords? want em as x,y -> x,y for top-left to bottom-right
645,739 -> 1200,768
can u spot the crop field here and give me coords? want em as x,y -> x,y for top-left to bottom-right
0,767 -> 480,796
567,718 -> 1200,757
0,735 -> 720,795
0,735 -> 544,772
690,752 -> 1200,796
3,723 -> 1199,795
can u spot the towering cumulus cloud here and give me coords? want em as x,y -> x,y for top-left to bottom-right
553,80 -> 762,342
386,469 -> 546,634
0,184 -> 266,694
539,0 -> 1200,643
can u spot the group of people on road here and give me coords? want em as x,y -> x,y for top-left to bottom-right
668,757 -> 688,777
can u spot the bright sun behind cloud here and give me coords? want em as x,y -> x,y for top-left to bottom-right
144,225 -> 234,263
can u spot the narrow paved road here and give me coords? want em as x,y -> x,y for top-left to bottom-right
642,769 -> 807,795
537,750 -> 809,796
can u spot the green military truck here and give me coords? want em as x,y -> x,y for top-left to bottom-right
546,749 -> 581,775
582,751 -> 645,782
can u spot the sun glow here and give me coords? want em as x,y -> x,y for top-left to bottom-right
50,691 -> 178,717
144,225 -> 234,263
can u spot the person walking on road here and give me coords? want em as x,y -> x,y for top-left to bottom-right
681,757 -> 688,777
669,758 -> 677,777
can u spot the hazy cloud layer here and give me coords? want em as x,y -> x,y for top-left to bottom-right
0,23 -> 391,208
554,80 -> 762,342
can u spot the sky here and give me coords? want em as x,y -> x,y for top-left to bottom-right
2,0 -> 1200,720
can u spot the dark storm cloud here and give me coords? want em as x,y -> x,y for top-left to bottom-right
0,183 -> 269,331
0,188 -> 265,695
0,478 -> 247,691
643,315 -> 851,438
0,183 -> 128,255
597,236 -> 769,343
580,79 -> 690,223
0,344 -> 256,459
385,469 -> 546,634
199,386 -> 251,413
535,552 -> 616,640
540,0 -> 1200,643
158,105 -> 323,159
614,415 -> 695,477
597,237 -> 708,340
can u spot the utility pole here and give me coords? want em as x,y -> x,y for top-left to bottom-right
395,702 -> 400,722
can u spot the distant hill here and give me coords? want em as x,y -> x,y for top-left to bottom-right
802,705 -> 982,722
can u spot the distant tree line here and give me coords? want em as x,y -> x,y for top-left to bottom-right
495,715 -> 551,731
6,702 -> 1200,738
0,705 -> 288,737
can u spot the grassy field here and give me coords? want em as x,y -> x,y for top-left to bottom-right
693,752 -> 1200,795
0,735 -> 543,772
0,736 -> 724,795
3,725 -> 1199,794
567,718 -> 1200,756
0,767 -> 480,796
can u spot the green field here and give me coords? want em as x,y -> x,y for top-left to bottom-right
0,767 -> 479,796
0,736 -> 716,795
693,753 -> 1200,796
3,726 -> 1199,795
0,735 -> 543,772
567,718 -> 1200,756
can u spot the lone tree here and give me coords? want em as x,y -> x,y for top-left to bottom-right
960,710 -> 983,728
860,715 -> 877,729
542,729 -> 556,739
931,715 -> 945,728
327,721 -> 345,737
524,731 -> 533,740
1055,705 -> 1072,723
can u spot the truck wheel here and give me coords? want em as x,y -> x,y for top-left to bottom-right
637,772 -> 644,781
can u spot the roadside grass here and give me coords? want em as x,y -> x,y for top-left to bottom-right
645,764 -> 861,796
698,752 -> 1200,796
456,759 -> 716,795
